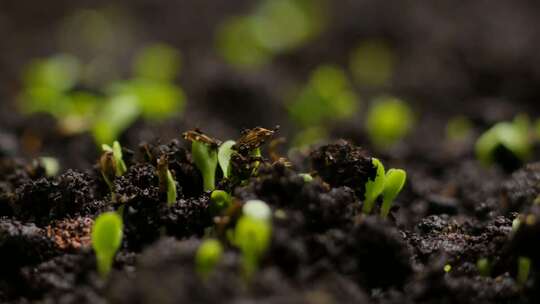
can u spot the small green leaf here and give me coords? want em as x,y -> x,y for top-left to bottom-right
166,170 -> 177,206
195,239 -> 223,279
91,212 -> 123,278
366,96 -> 414,148
475,118 -> 531,168
380,168 -> 406,217
92,95 -> 140,146
298,173 -> 313,183
192,141 -> 218,191
476,258 -> 491,277
517,256 -> 531,287
133,43 -> 181,82
38,157 -> 60,177
362,158 -> 385,214
210,190 -> 232,214
218,140 -> 236,178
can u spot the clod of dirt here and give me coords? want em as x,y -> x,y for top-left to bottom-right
407,215 -> 512,272
46,217 -> 93,251
502,163 -> 540,213
310,140 -> 376,199
0,218 -> 58,272
11,170 -> 101,226
236,162 -> 359,232
20,251 -> 103,303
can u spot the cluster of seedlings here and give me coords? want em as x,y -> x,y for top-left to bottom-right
87,126 -> 409,281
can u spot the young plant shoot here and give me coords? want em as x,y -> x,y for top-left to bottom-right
218,140 -> 236,178
195,239 -> 224,279
380,168 -> 407,218
102,141 -> 128,176
210,190 -> 233,214
517,256 -> 531,287
100,141 -> 128,201
477,258 -> 491,277
91,212 -> 123,278
363,158 -> 385,214
157,155 -> 177,206
366,96 -> 414,148
298,173 -> 313,183
100,151 -> 117,200
234,200 -> 272,280
361,158 -> 406,217
475,115 -> 531,171
183,130 -> 220,191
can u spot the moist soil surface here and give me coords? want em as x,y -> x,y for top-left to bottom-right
0,129 -> 539,304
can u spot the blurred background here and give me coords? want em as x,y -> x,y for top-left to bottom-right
2,0 -> 540,170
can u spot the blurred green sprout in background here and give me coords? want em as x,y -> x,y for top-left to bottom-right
18,42 -> 185,147
350,40 -> 396,87
288,65 -> 359,147
475,115 -> 532,170
446,116 -> 473,142
365,96 -> 415,149
216,0 -> 327,69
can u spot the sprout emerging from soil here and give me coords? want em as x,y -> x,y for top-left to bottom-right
446,116 -> 473,142
210,190 -> 232,214
475,115 -> 531,171
444,264 -> 452,273
362,158 -> 407,217
298,173 -> 313,182
157,155 -> 177,206
218,140 -> 236,179
195,239 -> 224,279
366,96 -> 414,148
363,158 -> 386,214
37,156 -> 60,177
233,200 -> 272,280
183,129 -> 220,191
477,258 -> 491,277
100,141 -> 127,201
517,257 -> 531,287
380,169 -> 407,218
91,212 -> 123,278
102,141 -> 128,176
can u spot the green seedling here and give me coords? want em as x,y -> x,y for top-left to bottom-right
350,40 -> 395,87
233,200 -> 272,280
380,169 -> 407,218
216,0 -> 326,69
157,155 -> 177,206
366,96 -> 414,148
288,65 -> 358,127
100,151 -> 117,201
102,141 -> 127,176
218,140 -> 236,178
362,158 -> 386,214
446,116 -> 473,142
38,157 -> 60,177
183,130 -> 220,191
192,141 -> 219,191
298,173 -> 313,183
476,258 -> 491,277
195,239 -> 224,279
475,115 -> 531,169
210,190 -> 232,214
91,212 -> 123,278
444,264 -> 452,273
133,43 -> 181,82
517,256 -> 531,287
